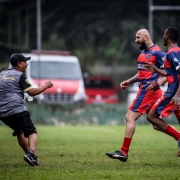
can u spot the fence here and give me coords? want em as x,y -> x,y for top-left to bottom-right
0,102 -> 175,126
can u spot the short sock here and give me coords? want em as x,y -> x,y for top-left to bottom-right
166,125 -> 180,141
29,149 -> 35,154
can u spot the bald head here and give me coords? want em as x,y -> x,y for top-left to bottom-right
135,29 -> 153,50
136,29 -> 150,38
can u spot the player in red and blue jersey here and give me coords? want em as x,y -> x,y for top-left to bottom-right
149,46 -> 180,116
106,29 -> 166,162
147,27 -> 180,157
130,44 -> 165,113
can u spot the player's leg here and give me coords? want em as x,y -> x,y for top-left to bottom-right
151,114 -> 175,137
120,110 -> 142,154
106,110 -> 141,160
28,133 -> 37,152
174,110 -> 180,126
18,111 -> 39,166
152,113 -> 180,137
119,86 -> 155,157
119,87 -> 161,157
17,132 -> 29,153
147,109 -> 180,141
152,125 -> 175,137
173,110 -> 180,157
0,114 -> 29,153
106,86 -> 161,162
106,110 -> 141,162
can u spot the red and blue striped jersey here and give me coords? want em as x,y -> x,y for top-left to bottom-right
137,44 -> 165,85
163,46 -> 180,98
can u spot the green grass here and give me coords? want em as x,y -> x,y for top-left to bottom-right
0,125 -> 180,180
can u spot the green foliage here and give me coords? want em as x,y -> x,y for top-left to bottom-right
0,5 -> 8,41
42,34 -> 67,50
0,0 -> 180,69
0,125 -> 180,180
0,63 -> 10,72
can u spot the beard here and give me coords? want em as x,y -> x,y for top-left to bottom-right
139,41 -> 147,50
164,39 -> 167,46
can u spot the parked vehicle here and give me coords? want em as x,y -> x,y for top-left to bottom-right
13,51 -> 86,104
84,75 -> 120,104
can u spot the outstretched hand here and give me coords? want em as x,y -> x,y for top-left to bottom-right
120,80 -> 129,90
45,81 -> 53,88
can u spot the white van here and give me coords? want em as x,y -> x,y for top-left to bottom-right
18,51 -> 86,104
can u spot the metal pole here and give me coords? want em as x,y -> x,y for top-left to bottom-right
37,0 -> 41,87
8,12 -> 12,44
37,0 -> 41,53
25,9 -> 29,49
152,6 -> 180,10
148,0 -> 180,41
148,0 -> 153,40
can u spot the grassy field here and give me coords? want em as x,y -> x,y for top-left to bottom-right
0,125 -> 180,180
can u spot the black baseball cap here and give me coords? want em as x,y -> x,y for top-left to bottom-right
10,53 -> 31,66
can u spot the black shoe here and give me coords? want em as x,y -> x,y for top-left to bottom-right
24,152 -> 39,166
106,150 -> 128,162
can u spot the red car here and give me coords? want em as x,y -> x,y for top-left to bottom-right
84,76 -> 120,104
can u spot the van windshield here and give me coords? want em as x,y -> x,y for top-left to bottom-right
30,61 -> 81,80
